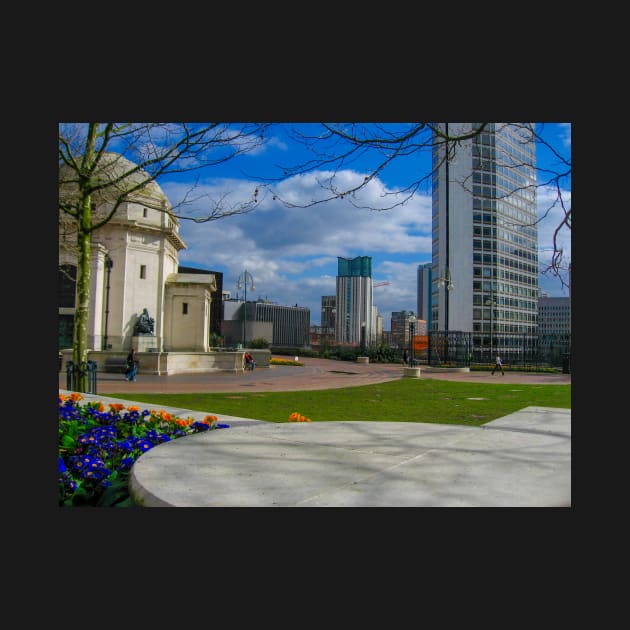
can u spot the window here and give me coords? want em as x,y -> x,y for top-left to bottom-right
143,208 -> 148,218
182,302 -> 188,315
140,265 -> 146,279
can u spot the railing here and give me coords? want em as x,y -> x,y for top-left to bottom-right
65,360 -> 98,394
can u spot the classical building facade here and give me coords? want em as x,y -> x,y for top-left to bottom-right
58,153 -> 217,354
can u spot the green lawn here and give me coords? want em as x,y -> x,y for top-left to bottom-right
109,379 -> 571,427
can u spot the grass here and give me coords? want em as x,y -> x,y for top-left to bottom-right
108,379 -> 571,428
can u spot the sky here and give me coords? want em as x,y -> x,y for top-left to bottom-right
156,123 -> 571,327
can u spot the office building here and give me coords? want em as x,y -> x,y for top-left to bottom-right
431,123 -> 539,356
538,295 -> 571,342
222,299 -> 310,348
335,256 -> 373,345
321,295 -> 336,336
390,310 -> 415,349
417,262 -> 432,329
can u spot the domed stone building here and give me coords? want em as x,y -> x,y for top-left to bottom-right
59,153 -> 247,374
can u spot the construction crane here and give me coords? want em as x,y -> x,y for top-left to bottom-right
373,281 -> 390,288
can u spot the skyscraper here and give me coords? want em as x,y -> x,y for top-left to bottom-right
321,295 -> 336,335
335,256 -> 373,345
417,262 -> 432,328
432,123 -> 539,356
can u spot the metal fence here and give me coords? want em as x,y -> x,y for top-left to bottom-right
426,331 -> 571,369
65,360 -> 98,394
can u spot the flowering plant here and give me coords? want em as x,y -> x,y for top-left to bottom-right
58,393 -> 223,507
288,411 -> 312,422
270,358 -> 304,366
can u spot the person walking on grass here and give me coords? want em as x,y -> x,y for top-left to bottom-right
491,354 -> 504,376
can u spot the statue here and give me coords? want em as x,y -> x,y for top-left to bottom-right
134,308 -> 155,335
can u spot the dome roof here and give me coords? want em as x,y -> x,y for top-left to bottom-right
59,151 -> 169,207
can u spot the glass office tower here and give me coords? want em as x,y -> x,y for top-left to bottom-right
432,123 -> 539,359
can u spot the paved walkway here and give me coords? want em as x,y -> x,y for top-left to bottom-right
59,358 -> 571,507
59,356 -> 571,394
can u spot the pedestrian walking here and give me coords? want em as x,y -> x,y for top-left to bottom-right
125,348 -> 138,382
491,354 -> 504,375
402,348 -> 409,366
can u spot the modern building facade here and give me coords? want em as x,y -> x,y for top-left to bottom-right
417,262 -> 432,329
431,123 -> 539,356
222,299 -> 310,348
321,295 -> 336,336
335,256 -> 374,345
538,296 -> 571,334
390,310 -> 415,349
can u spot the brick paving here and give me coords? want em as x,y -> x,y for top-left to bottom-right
59,356 -> 571,394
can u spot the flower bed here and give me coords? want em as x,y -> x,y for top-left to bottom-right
58,393 -> 228,507
270,357 -> 304,366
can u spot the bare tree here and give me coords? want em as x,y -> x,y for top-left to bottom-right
259,122 -> 570,286
59,122 -> 270,391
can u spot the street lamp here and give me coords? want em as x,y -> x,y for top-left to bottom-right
436,266 -> 454,331
102,254 -> 113,351
434,267 -> 453,365
236,270 -> 255,348
408,314 -> 417,367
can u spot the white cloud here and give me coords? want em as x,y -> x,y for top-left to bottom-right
161,162 -> 571,327
162,169 -> 434,326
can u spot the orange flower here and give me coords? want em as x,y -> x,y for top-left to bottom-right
127,405 -> 140,412
70,393 -> 84,402
109,403 -> 125,412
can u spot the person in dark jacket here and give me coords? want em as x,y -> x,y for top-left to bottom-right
125,348 -> 138,382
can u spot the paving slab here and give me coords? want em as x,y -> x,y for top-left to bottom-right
127,408 -> 571,507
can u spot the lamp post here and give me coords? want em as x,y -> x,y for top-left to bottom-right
236,270 -> 255,348
408,314 -> 417,367
102,254 -> 113,351
436,267 -> 453,364
436,266 -> 454,331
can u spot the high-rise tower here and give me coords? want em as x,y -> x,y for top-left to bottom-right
417,262 -> 432,329
335,256 -> 373,345
432,123 -> 539,356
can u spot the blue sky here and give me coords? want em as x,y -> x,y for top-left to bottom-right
157,123 -> 571,327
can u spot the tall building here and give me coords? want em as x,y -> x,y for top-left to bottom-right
537,296 -> 571,365
391,310 -> 415,349
335,256 -> 373,345
417,262 -> 432,329
321,295 -> 336,335
538,296 -> 571,338
431,123 -> 539,355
